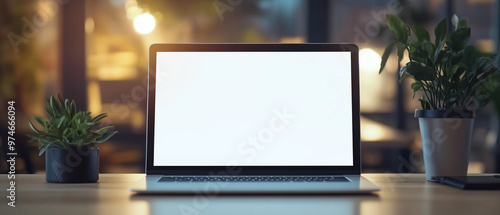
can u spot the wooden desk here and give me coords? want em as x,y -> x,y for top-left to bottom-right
1,174 -> 499,215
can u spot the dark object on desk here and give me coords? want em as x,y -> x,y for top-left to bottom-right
432,176 -> 500,190
45,147 -> 99,183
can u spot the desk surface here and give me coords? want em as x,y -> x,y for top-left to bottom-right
2,174 -> 499,215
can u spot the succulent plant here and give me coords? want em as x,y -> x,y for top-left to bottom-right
27,95 -> 117,155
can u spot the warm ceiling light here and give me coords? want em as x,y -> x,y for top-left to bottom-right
133,13 -> 156,34
359,48 -> 381,73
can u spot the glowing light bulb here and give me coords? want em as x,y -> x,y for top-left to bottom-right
133,13 -> 156,34
359,48 -> 382,73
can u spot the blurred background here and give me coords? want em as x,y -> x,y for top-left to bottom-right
1,0 -> 499,174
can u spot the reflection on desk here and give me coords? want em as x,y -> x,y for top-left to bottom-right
131,195 -> 371,215
1,174 -> 500,215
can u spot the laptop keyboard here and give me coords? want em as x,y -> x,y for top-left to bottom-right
158,176 -> 349,183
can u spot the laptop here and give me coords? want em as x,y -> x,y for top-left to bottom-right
130,43 -> 380,194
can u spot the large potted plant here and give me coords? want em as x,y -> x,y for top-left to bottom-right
379,14 -> 499,180
27,95 -> 117,183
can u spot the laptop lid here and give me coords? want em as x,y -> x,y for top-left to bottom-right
146,43 -> 360,175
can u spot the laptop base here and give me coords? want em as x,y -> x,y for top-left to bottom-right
130,175 -> 379,194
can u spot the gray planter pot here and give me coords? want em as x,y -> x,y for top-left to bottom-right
415,110 -> 475,181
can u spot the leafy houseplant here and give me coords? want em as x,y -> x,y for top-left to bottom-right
380,14 -> 499,180
28,95 -> 117,183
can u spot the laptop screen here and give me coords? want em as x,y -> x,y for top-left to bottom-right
152,51 -> 354,167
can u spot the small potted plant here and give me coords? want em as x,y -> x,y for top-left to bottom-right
27,95 -> 117,183
379,14 -> 499,180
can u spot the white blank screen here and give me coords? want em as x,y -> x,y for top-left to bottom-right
154,52 -> 353,166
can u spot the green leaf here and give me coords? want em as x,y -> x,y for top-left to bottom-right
458,18 -> 468,29
411,82 -> 422,98
434,42 -> 446,63
29,121 -> 40,133
482,52 -> 500,72
49,96 -> 57,114
434,19 -> 447,45
92,113 -> 108,123
473,57 -> 491,76
450,28 -> 470,51
94,131 -> 118,144
70,101 -> 77,117
54,96 -> 63,115
64,99 -> 69,110
410,42 -> 418,53
54,116 -> 65,128
410,49 -> 427,65
397,43 -> 406,62
386,14 -> 408,44
463,45 -> 478,68
63,128 -> 70,136
94,126 -> 113,135
421,41 -> 436,61
58,94 -> 65,110
380,42 -> 396,74
33,115 -> 47,129
406,62 -> 434,81
73,138 -> 84,147
39,145 -> 51,156
414,26 -> 430,42
45,106 -> 55,118
411,82 -> 422,90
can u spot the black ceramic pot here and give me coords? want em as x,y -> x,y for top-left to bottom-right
45,146 -> 99,183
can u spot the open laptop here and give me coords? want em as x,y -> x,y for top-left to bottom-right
130,43 -> 380,194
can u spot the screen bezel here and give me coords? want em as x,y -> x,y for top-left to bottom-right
146,43 -> 361,175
